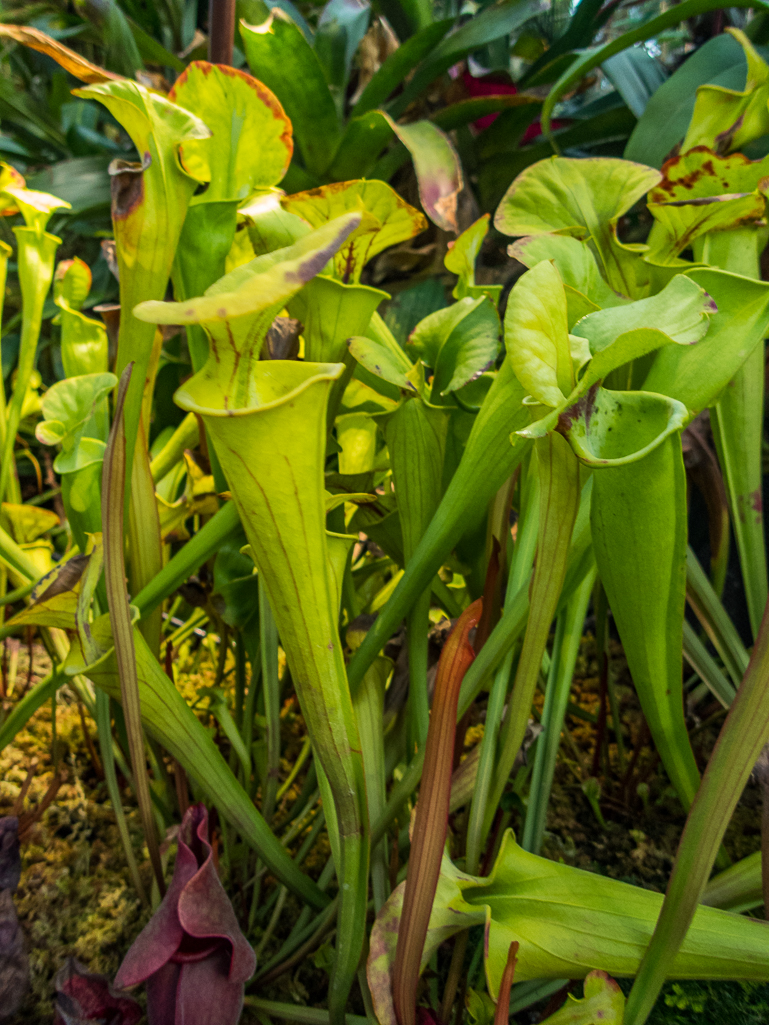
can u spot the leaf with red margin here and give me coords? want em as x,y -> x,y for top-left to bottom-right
169,61 -> 293,202
282,179 -> 426,284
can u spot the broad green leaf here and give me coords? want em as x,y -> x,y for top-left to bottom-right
602,45 -> 666,119
495,156 -> 660,296
240,11 -> 341,177
36,372 -> 117,473
504,261 -> 572,407
646,149 -> 769,262
540,972 -> 624,1024
169,60 -> 293,202
643,266 -> 769,414
683,28 -> 769,154
348,335 -> 417,392
378,113 -> 463,234
574,273 -> 716,358
463,830 -> 769,990
408,296 -> 501,398
445,214 -> 502,305
282,179 -> 426,283
315,0 -> 371,104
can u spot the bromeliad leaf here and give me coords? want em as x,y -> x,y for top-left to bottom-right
168,61 -> 293,201
281,179 -> 426,284
503,261 -> 572,407
36,373 -> 117,473
380,114 -> 463,234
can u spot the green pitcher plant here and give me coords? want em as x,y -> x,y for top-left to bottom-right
0,175 -> 70,507
132,213 -> 370,1023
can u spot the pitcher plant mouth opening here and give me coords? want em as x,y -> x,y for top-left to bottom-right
174,360 -> 346,418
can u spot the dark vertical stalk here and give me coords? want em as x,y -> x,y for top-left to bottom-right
209,0 -> 236,65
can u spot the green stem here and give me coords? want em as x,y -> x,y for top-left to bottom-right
703,228 -> 767,640
522,565 -> 596,855
484,434 -> 580,838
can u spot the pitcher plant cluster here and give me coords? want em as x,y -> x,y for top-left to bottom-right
3,19 -> 769,1025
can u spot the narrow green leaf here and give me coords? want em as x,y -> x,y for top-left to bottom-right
101,363 -> 164,895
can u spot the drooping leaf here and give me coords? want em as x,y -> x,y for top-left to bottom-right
0,24 -> 121,83
281,179 -> 426,283
378,113 -> 464,234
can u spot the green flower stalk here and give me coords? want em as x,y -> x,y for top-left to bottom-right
0,185 -> 70,505
133,213 -> 369,1025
